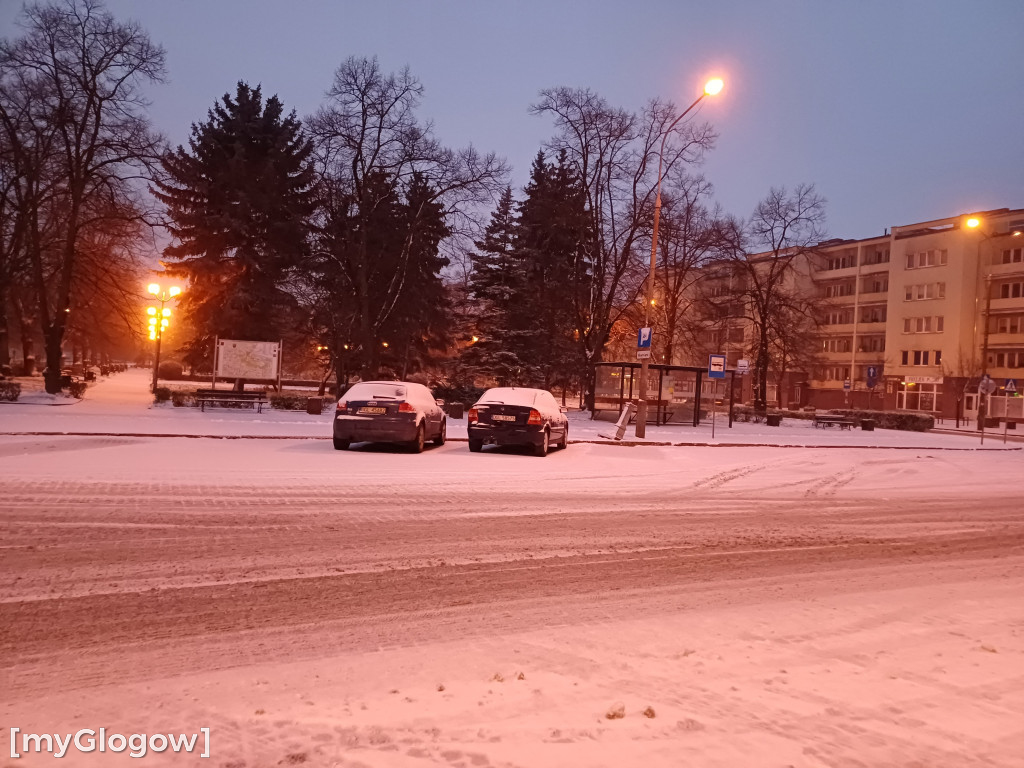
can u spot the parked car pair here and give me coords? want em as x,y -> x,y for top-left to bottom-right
332,382 -> 569,457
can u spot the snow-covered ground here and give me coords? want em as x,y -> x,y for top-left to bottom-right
2,369 -> 1023,767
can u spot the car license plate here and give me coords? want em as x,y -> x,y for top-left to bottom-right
492,414 -> 516,422
359,407 -> 386,414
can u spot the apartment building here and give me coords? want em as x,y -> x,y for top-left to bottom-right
804,207 -> 1024,421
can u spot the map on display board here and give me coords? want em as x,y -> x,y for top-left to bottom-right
216,339 -> 280,380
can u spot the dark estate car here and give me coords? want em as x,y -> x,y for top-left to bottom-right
467,387 -> 569,457
333,380 -> 446,452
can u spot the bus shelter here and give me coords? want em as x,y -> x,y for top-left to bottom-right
592,361 -> 738,427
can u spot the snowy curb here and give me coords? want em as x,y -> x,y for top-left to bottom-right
2,431 -> 1021,451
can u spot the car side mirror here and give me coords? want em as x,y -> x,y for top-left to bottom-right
435,399 -> 445,407
559,406 -> 568,413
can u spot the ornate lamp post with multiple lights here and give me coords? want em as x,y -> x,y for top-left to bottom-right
635,77 -> 724,438
146,282 -> 181,393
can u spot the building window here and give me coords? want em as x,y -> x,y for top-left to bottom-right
898,382 -> 941,412
906,249 -> 949,269
905,283 -> 945,301
1002,248 -> 1023,264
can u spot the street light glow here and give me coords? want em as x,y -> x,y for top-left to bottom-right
169,286 -> 181,297
966,217 -> 981,229
147,283 -> 160,294
704,78 -> 724,96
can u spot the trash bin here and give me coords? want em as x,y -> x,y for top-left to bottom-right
448,402 -> 465,419
861,419 -> 875,431
306,397 -> 323,415
766,414 -> 782,427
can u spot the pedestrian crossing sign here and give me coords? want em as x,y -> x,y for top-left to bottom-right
1006,379 -> 1018,394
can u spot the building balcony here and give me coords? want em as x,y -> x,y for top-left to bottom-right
987,332 -> 1024,344
986,262 -> 1024,279
988,297 -> 1024,312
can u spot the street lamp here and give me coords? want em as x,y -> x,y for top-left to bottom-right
147,282 -> 182,393
635,77 -> 724,438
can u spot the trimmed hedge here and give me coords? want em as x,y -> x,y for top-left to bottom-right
157,360 -> 184,380
0,381 -> 21,401
732,404 -> 933,432
153,386 -> 172,403
269,393 -> 336,411
68,380 -> 88,399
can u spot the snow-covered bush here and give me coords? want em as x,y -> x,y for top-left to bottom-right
0,381 -> 21,401
157,360 -> 184,380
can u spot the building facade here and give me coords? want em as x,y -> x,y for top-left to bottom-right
807,208 -> 1024,421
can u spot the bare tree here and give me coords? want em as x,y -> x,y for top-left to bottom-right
530,88 -> 716,405
305,57 -> 508,379
0,0 -> 165,392
721,184 -> 828,414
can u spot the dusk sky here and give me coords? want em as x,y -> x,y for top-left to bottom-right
3,0 -> 1022,240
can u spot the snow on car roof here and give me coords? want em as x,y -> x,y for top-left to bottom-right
344,381 -> 407,399
477,387 -> 541,407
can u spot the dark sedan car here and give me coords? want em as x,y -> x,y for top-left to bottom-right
467,387 -> 568,457
333,381 -> 445,453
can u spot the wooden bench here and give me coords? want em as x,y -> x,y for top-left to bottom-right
195,389 -> 267,413
813,416 -> 856,430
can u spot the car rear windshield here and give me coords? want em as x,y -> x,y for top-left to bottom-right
344,383 -> 406,400
478,388 -> 539,407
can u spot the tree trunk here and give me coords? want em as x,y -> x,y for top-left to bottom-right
43,326 -> 64,394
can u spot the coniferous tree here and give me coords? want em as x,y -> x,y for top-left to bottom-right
513,150 -> 588,390
154,82 -> 316,371
465,185 -> 530,384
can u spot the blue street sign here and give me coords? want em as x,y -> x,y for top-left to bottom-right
843,379 -> 851,390
867,366 -> 878,379
708,354 -> 726,379
637,327 -> 652,349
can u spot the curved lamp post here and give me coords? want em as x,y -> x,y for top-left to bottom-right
147,282 -> 181,393
635,77 -> 724,438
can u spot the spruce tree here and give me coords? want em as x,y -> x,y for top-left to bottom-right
153,82 -> 316,369
465,186 -> 530,384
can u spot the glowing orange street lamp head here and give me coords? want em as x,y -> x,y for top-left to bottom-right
966,217 -> 981,229
704,78 -> 724,96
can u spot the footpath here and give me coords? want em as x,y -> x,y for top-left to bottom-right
1,369 -> 1020,450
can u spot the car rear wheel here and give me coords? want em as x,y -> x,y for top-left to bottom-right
411,423 -> 425,453
333,437 -> 350,451
468,438 -> 483,453
534,429 -> 549,457
433,419 -> 446,446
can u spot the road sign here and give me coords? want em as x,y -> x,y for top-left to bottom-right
843,379 -> 851,391
736,359 -> 750,375
708,354 -> 726,379
979,375 -> 997,395
1006,378 -> 1018,394
637,327 -> 652,349
867,366 -> 878,379
636,349 -> 651,360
